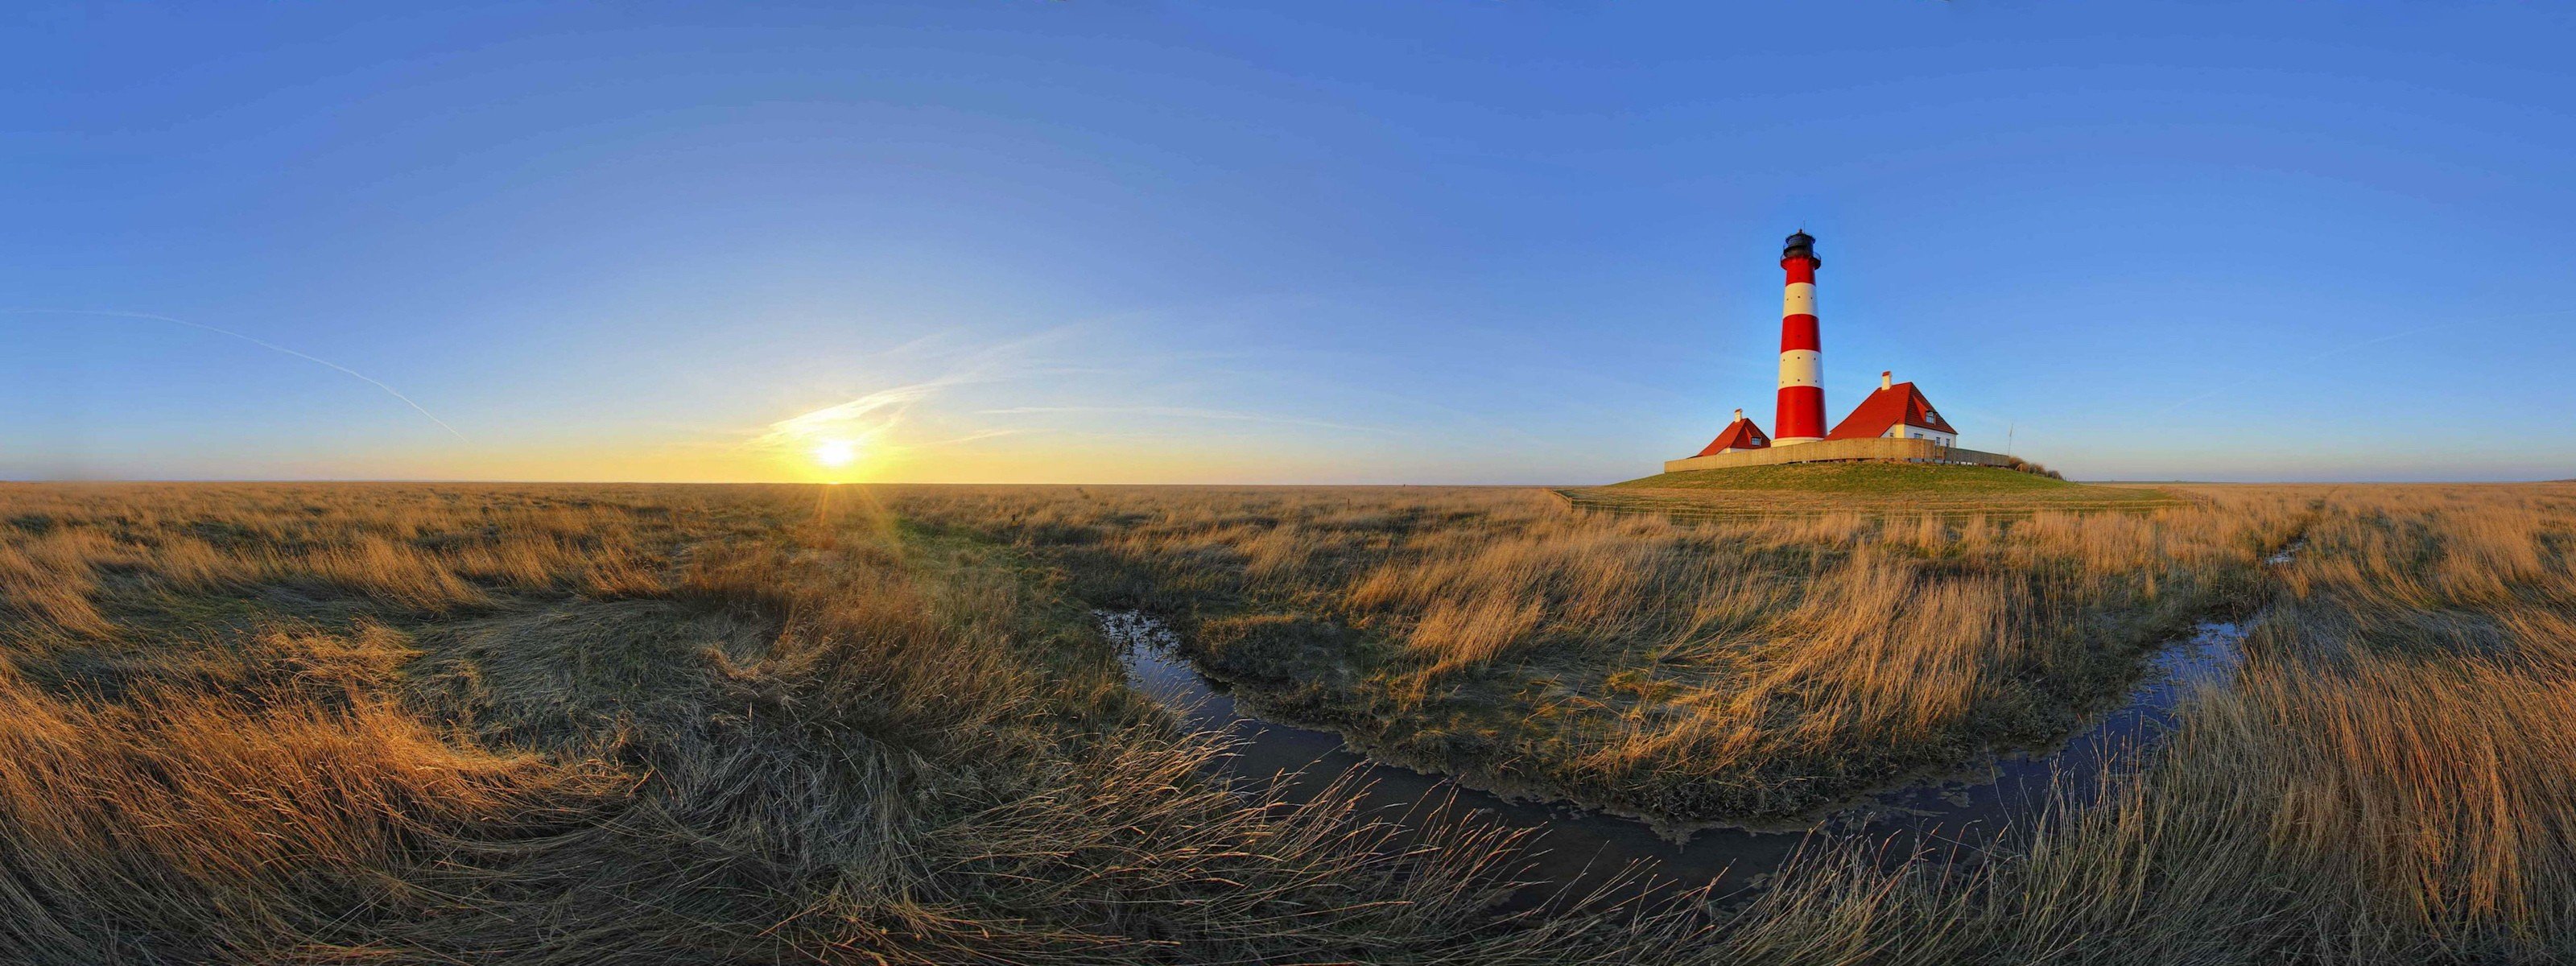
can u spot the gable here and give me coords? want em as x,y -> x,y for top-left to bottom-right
1827,382 -> 1957,441
1695,418 -> 1772,456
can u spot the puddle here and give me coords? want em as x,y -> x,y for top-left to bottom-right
1106,609 -> 2247,901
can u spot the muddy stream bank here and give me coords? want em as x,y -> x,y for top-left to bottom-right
1106,609 -> 2249,900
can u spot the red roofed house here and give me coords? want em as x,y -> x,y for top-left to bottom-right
1825,372 -> 1958,447
1695,408 -> 1772,456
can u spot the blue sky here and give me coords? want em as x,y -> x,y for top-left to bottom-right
6,2 -> 2573,483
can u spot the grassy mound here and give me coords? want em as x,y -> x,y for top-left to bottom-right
1611,462 -> 2075,494
1569,462 -> 2178,519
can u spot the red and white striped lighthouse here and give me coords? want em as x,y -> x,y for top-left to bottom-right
1773,230 -> 1827,445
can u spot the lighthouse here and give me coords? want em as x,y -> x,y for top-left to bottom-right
1664,230 -> 1995,474
1773,230 -> 1827,445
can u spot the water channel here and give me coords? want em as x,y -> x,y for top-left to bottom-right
1106,609 -> 2248,899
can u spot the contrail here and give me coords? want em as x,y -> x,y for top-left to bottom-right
2,308 -> 468,440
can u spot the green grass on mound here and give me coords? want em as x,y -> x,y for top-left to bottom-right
1610,462 -> 2074,494
1568,462 -> 2180,519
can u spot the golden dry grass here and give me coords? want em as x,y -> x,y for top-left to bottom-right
890,484 -> 2299,819
0,483 -> 1674,964
2,480 -> 2571,963
1716,483 -> 2576,964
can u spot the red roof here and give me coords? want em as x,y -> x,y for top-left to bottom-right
1825,382 -> 1958,441
1695,416 -> 1772,456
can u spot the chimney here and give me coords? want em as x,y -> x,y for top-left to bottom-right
1733,407 -> 1744,422
1880,370 -> 1892,390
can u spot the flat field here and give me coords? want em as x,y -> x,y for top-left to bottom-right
1,480 -> 2570,964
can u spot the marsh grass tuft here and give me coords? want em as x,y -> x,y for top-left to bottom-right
898,484 -> 2295,821
1,480 -> 2570,963
0,484 -> 1685,963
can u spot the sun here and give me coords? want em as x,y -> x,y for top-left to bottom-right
810,438 -> 861,468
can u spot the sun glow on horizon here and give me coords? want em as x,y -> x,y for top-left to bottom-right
745,389 -> 931,481
811,437 -> 861,468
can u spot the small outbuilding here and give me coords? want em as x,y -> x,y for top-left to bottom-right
1825,372 -> 1958,447
1695,408 -> 1773,456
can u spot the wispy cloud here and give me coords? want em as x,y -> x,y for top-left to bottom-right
3,307 -> 467,440
914,427 -> 1027,448
739,305 -> 1441,470
750,382 -> 947,452
976,405 -> 1396,435
742,325 -> 1095,452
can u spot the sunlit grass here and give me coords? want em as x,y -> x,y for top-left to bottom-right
890,481 -> 2288,821
1,480 -> 2570,962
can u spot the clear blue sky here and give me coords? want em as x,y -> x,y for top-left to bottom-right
6,2 -> 2573,483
